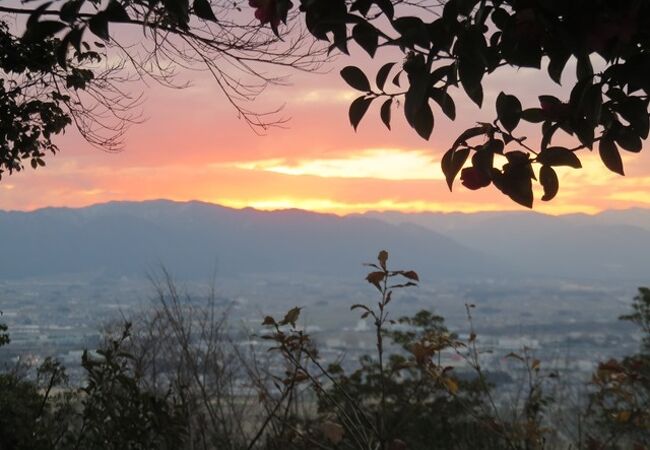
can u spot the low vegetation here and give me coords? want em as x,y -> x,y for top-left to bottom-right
0,253 -> 648,449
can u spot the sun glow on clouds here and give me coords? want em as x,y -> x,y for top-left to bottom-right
216,198 -> 508,215
293,89 -> 358,104
228,149 -> 444,180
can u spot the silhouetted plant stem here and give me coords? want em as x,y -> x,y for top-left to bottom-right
375,272 -> 389,450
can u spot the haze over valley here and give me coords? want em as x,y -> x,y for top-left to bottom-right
1,200 -> 646,385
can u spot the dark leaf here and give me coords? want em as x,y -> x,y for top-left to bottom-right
67,27 -> 83,53
576,54 -> 593,80
484,138 -> 504,154
505,150 -> 531,165
389,282 -> 417,289
352,22 -> 379,57
378,250 -> 388,269
60,0 -> 83,23
539,95 -> 563,111
548,50 -> 570,84
366,271 -> 385,290
521,108 -> 545,123
350,304 -> 371,312
401,270 -> 419,281
461,167 -> 491,190
537,147 -> 582,168
391,71 -> 401,87
411,102 -> 434,140
583,84 -> 603,127
599,138 -> 624,175
193,0 -> 217,21
572,117 -> 595,149
450,126 -> 487,153
491,7 -> 510,30
503,168 -> 534,208
506,352 -> 524,361
374,0 -> 394,19
89,12 -> 110,40
350,0 -> 373,16
376,62 -> 395,91
496,92 -> 522,132
615,127 -> 642,152
27,2 -> 53,29
280,307 -> 301,327
404,65 -> 429,125
540,122 -> 560,151
341,66 -> 371,92
458,57 -> 484,106
429,64 -> 453,84
393,16 -> 430,49
441,147 -> 470,190
539,165 -> 559,201
472,146 -> 494,175
349,96 -> 373,130
23,20 -> 67,42
430,88 -> 456,120
105,0 -> 130,22
568,77 -> 591,109
618,97 -> 649,139
380,99 -> 392,130
57,34 -> 70,68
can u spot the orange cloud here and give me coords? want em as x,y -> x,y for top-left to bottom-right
225,149 -> 444,180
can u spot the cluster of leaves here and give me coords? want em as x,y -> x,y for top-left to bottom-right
20,0 -> 223,51
0,24 -> 71,178
588,357 -> 650,449
0,0 -> 220,176
0,0 -> 323,177
259,251 -> 546,450
0,323 -> 187,450
250,0 -> 294,36
77,323 -> 187,450
586,287 -> 650,449
281,0 -> 650,207
0,373 -> 63,450
317,310 -> 506,450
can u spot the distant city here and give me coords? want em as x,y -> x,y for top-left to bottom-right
1,201 -> 648,392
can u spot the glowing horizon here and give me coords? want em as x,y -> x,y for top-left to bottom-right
1,61 -> 649,216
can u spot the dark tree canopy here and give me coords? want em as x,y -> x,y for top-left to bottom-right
0,0 -> 324,178
289,0 -> 650,207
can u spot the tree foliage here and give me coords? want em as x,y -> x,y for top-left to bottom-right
286,0 -> 650,207
0,323 -> 186,450
260,251 -> 558,449
0,0 -> 324,178
586,287 -> 650,449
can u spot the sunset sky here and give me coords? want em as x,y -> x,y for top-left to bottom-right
1,44 -> 649,215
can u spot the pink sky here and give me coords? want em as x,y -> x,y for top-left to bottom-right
1,43 -> 649,214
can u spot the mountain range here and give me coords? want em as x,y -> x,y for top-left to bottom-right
1,200 -> 648,283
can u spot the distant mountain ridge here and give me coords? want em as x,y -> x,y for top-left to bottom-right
1,200 -> 648,282
359,208 -> 650,282
0,200 -> 495,281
